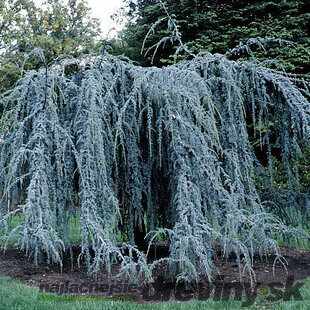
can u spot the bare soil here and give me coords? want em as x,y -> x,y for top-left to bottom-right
0,244 -> 309,304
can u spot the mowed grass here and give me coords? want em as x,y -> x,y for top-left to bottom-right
1,276 -> 310,309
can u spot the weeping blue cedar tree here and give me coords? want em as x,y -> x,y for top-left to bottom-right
0,44 -> 309,284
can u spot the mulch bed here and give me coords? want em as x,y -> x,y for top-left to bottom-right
0,244 -> 310,305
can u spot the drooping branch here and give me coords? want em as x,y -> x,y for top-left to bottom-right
0,50 -> 309,283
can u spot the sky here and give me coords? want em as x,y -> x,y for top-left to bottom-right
34,0 -> 125,37
87,0 -> 125,36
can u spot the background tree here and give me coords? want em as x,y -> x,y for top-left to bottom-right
121,0 -> 310,72
0,0 -> 101,93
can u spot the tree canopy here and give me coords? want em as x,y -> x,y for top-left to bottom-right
0,47 -> 309,283
122,0 -> 310,72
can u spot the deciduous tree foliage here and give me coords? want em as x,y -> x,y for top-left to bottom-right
0,46 -> 309,283
0,0 -> 101,93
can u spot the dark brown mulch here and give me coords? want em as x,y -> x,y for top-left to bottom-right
0,244 -> 309,304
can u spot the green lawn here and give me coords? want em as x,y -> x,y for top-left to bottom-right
0,276 -> 310,309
